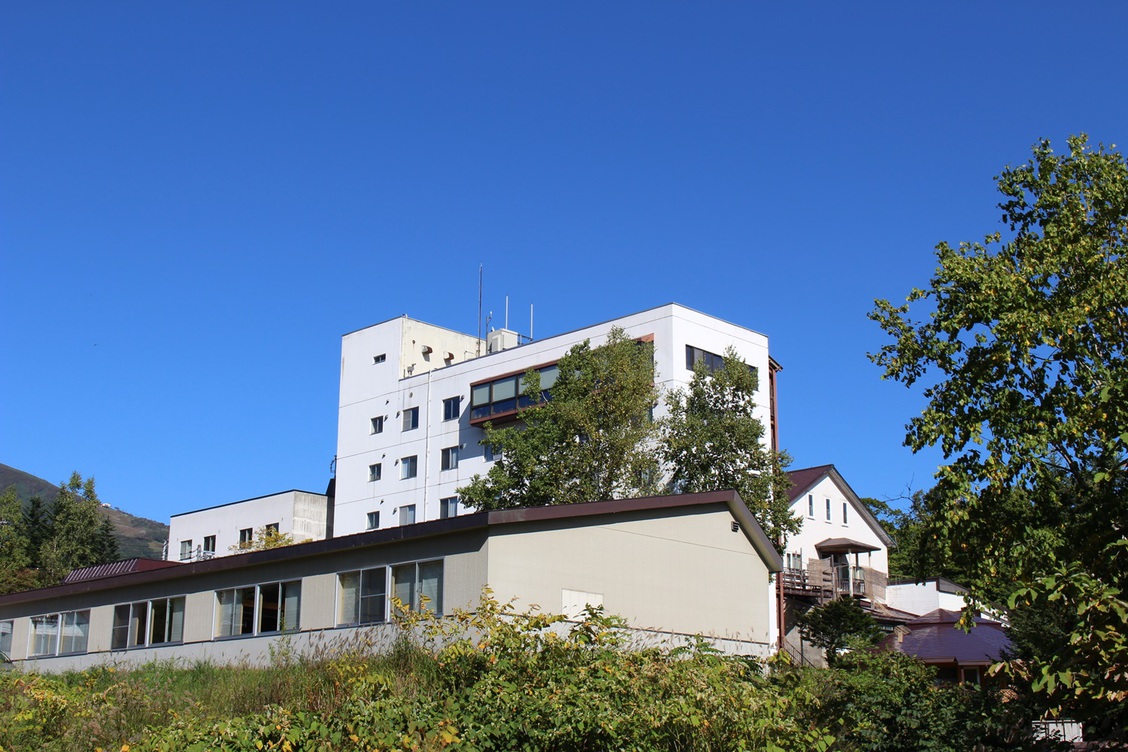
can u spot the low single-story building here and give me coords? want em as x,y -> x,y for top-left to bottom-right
880,608 -> 1013,685
0,490 -> 782,672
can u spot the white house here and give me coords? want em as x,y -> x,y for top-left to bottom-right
333,303 -> 778,536
166,490 -> 329,562
1,490 -> 783,672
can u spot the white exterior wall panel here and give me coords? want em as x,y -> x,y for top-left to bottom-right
786,475 -> 890,575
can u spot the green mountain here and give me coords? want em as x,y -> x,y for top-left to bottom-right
0,463 -> 168,560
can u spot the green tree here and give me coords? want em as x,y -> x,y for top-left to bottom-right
230,525 -> 296,552
661,347 -> 799,547
38,472 -> 119,585
21,495 -> 50,569
459,327 -> 661,510
795,597 -> 883,666
0,488 -> 34,595
870,135 -> 1128,723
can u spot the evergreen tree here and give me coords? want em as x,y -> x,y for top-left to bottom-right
0,488 -> 33,595
21,495 -> 50,569
39,472 -> 118,585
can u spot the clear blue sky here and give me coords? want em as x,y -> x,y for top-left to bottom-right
3,3 -> 1125,522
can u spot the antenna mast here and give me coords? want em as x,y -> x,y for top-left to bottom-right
476,264 -> 483,357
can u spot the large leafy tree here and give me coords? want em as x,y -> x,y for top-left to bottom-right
459,327 -> 661,510
661,347 -> 799,547
870,135 -> 1128,722
795,597 -> 883,666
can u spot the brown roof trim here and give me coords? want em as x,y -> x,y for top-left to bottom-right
0,490 -> 782,608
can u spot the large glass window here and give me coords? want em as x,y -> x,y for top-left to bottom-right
29,611 -> 90,657
686,345 -> 757,378
216,581 -> 299,638
393,560 -> 443,614
338,567 -> 387,626
469,364 -> 559,422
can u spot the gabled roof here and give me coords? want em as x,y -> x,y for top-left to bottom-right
785,464 -> 895,548
0,489 -> 782,608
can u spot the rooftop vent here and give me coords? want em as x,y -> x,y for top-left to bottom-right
487,329 -> 520,353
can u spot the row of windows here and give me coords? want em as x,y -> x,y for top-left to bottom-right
371,397 -> 463,437
806,494 -> 849,525
9,561 -> 445,660
366,498 -> 459,532
469,364 -> 559,422
338,560 -> 443,626
686,345 -> 757,377
369,446 -> 461,484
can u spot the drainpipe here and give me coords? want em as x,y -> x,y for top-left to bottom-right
777,538 -> 786,651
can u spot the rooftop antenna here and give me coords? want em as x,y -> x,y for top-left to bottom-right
476,264 -> 483,357
504,295 -> 509,330
530,304 -> 534,341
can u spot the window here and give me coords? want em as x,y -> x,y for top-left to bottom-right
441,446 -> 459,471
338,567 -> 387,625
402,407 -> 419,431
393,560 -> 443,614
485,443 -> 501,462
216,581 -> 300,638
0,620 -> 11,657
370,416 -> 384,434
440,496 -> 459,519
442,396 -> 461,421
239,528 -> 253,546
112,598 -> 186,650
399,504 -> 416,526
265,522 -> 280,534
30,610 -> 90,657
785,552 -> 803,570
469,364 -> 559,422
401,455 -> 418,479
366,511 -> 380,530
686,345 -> 757,377
203,535 -> 216,556
843,502 -> 849,525
807,494 -> 814,518
369,463 -> 382,482
180,540 -> 194,561
826,498 -> 832,522
372,353 -> 386,364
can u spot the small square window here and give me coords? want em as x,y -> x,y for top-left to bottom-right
370,416 -> 384,434
266,522 -> 280,534
203,535 -> 216,554
179,540 -> 193,561
440,496 -> 459,519
401,455 -> 418,479
367,511 -> 380,530
442,396 -> 461,421
402,407 -> 419,431
441,446 -> 459,471
485,443 -> 502,462
373,354 -> 386,364
369,463 -> 382,482
239,528 -> 253,546
399,504 -> 416,526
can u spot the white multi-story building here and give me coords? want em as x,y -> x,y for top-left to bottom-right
334,303 -> 779,536
167,490 -> 330,562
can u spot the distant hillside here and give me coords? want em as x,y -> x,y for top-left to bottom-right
0,463 -> 168,560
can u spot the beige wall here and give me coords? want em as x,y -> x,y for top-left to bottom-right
486,505 -> 773,646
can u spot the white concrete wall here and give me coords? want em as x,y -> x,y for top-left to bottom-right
334,304 -> 773,537
785,475 -> 890,577
167,491 -> 328,561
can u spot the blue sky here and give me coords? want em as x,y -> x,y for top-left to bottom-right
2,3 -> 1126,523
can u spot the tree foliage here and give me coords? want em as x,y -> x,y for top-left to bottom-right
662,347 -> 799,546
459,327 -> 662,510
796,597 -> 883,666
0,472 -> 121,593
870,134 -> 1128,722
231,525 -> 296,553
